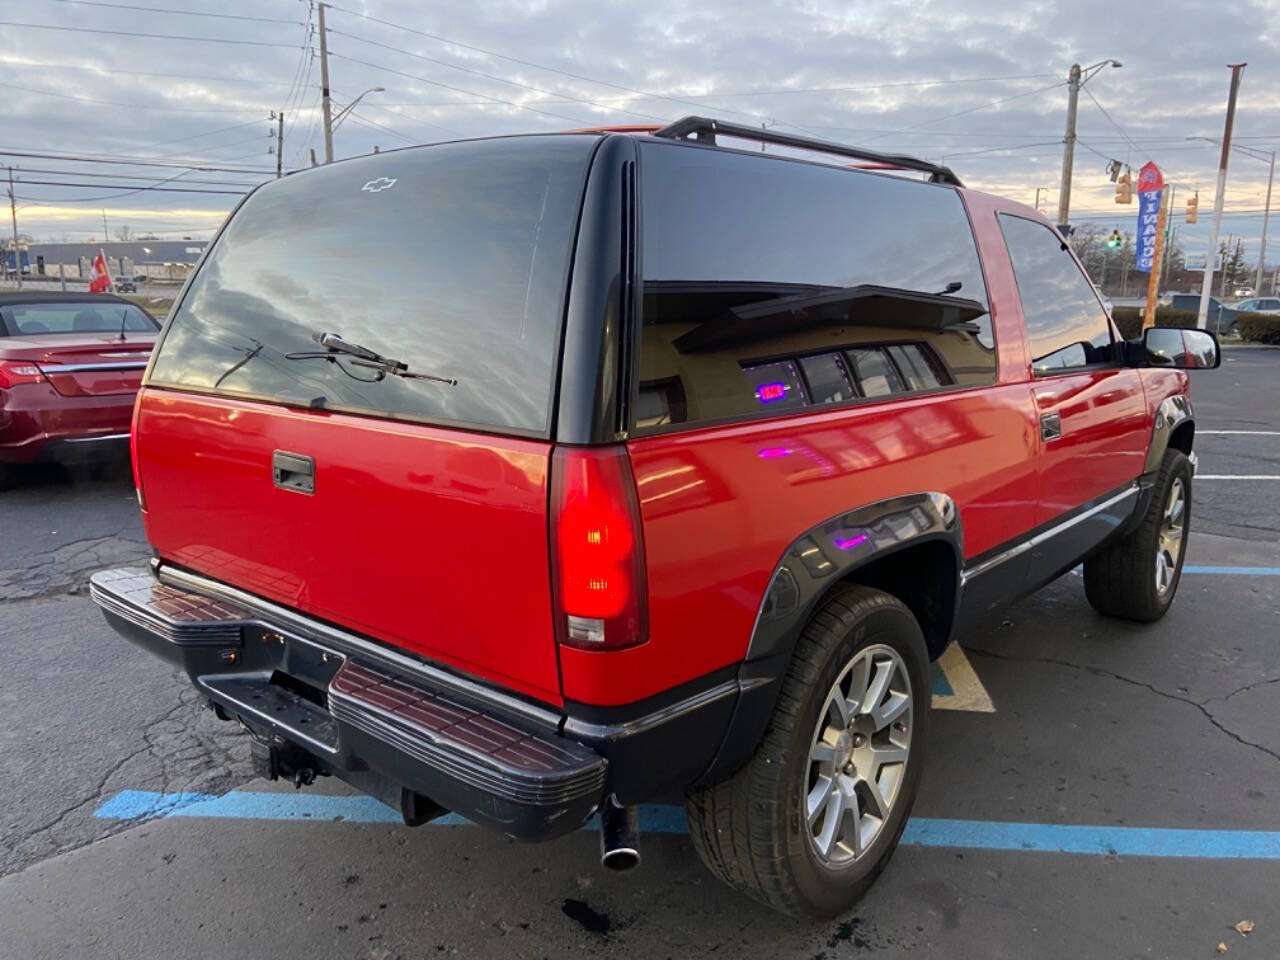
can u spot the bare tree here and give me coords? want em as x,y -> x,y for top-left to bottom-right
115,224 -> 134,242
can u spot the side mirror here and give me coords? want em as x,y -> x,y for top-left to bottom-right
1142,327 -> 1221,369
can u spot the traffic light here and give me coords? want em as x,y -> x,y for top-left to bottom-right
1115,170 -> 1133,204
1186,192 -> 1199,224
1106,230 -> 1123,250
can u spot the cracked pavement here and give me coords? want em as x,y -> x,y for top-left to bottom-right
0,355 -> 1278,958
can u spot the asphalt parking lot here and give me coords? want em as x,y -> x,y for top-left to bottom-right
2,348 -> 1278,959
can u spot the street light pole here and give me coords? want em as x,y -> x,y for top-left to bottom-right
8,167 -> 21,290
1255,150 -> 1274,295
1198,63 -> 1247,328
1056,64 -> 1081,229
318,2 -> 334,164
330,87 -> 386,133
1055,59 -> 1122,231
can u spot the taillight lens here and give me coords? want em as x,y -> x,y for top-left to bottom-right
0,361 -> 45,388
130,391 -> 146,511
551,445 -> 648,651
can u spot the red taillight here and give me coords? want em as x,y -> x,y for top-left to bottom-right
551,445 -> 648,651
0,360 -> 45,389
130,391 -> 146,511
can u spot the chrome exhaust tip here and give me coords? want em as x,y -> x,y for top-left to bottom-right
599,798 -> 641,872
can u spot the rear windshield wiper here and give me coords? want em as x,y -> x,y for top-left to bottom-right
286,332 -> 457,386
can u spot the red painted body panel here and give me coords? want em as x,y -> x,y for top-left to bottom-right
133,389 -> 563,705
0,333 -> 154,461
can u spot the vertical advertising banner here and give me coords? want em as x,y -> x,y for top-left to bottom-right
1136,161 -> 1164,272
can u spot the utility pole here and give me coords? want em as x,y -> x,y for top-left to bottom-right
1198,63 -> 1246,328
101,208 -> 109,243
7,166 -> 20,288
1035,186 -> 1046,211
1056,63 -> 1082,229
1255,150 -> 1274,294
275,111 -> 285,178
318,2 -> 334,164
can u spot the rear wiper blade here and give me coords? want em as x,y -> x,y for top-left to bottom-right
285,332 -> 457,386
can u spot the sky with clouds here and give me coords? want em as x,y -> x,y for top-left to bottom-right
3,0 -> 1279,267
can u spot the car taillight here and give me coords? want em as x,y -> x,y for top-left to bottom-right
0,361 -> 45,388
130,391 -> 146,511
551,445 -> 648,651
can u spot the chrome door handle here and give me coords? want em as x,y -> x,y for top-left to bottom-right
1040,412 -> 1062,443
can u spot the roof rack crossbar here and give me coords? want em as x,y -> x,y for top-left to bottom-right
651,116 -> 963,187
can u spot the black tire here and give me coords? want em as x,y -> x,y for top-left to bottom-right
685,584 -> 930,918
1084,449 -> 1192,622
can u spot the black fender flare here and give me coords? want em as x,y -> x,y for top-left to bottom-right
1144,394 -> 1194,475
694,491 -> 962,786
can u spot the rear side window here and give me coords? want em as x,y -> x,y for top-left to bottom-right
634,141 -> 995,432
997,214 -> 1114,375
1,302 -> 156,336
149,136 -> 595,435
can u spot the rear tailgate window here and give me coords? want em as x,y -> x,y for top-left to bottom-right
149,135 -> 596,435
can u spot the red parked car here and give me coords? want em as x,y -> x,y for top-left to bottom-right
92,118 -> 1217,917
0,291 -> 158,471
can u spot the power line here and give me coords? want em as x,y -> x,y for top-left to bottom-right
0,57 -> 303,87
0,147 -> 276,174
327,27 -> 669,124
342,111 -> 418,145
14,179 -> 247,198
1082,87 -> 1143,157
0,20 -> 303,47
37,0 -> 305,24
0,78 -> 275,114
861,80 -> 1069,144
10,167 -> 263,187
327,51 -> 599,128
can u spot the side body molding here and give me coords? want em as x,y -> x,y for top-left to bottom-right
1144,394 -> 1194,475
696,492 -> 961,787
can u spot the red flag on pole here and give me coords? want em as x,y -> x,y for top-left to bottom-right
88,251 -> 112,293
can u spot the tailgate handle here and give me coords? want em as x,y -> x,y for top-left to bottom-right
272,451 -> 315,495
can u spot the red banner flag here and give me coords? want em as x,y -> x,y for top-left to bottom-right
88,252 -> 112,293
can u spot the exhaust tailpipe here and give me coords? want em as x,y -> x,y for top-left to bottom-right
599,798 -> 641,872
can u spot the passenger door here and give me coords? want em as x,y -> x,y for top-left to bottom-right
997,215 -> 1148,574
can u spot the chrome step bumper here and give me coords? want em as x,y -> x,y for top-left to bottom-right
90,566 -> 607,840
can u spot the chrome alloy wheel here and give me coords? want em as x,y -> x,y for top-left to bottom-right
803,644 -> 912,866
1156,477 -> 1187,595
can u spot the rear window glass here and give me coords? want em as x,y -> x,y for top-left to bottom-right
1,301 -> 156,336
634,141 -> 994,431
149,136 -> 595,434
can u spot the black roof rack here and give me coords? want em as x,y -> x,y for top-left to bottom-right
652,116 -> 963,187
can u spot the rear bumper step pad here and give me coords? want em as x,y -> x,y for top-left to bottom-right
90,566 -> 607,840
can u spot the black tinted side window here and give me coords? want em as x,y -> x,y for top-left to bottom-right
634,141 -> 996,431
998,214 -> 1114,375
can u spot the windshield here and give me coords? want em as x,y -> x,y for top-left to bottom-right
148,135 -> 596,434
0,301 -> 157,336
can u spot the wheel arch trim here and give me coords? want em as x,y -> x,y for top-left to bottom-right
1144,394 -> 1194,474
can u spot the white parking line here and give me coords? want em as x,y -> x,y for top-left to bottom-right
1199,430 -> 1280,436
1196,475 -> 1280,480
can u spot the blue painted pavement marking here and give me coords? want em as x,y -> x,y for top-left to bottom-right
1183,565 -> 1280,576
929,662 -> 954,697
95,790 -> 1280,860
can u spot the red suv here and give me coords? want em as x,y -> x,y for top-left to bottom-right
92,118 -> 1218,917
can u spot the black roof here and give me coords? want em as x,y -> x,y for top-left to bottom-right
0,291 -> 135,307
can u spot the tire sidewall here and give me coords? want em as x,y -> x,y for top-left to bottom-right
781,602 -> 931,916
1149,452 -> 1193,613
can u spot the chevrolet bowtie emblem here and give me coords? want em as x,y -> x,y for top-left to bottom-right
361,176 -> 397,193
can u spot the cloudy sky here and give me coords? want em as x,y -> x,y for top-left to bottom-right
3,0 -> 1279,267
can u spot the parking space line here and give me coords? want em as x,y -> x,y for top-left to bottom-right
94,790 -> 1280,859
1196,475 -> 1280,480
1198,430 -> 1280,436
1184,565 -> 1280,575
931,644 -> 995,713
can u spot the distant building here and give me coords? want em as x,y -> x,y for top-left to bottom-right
20,240 -> 210,281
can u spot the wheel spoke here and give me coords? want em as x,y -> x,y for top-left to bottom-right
846,655 -> 871,711
814,785 -> 844,855
827,691 -> 852,729
839,777 -> 862,856
860,775 -> 890,821
872,692 -> 909,730
810,741 -> 843,765
862,659 -> 893,716
1168,496 -> 1185,525
869,743 -> 909,774
807,775 -> 834,825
